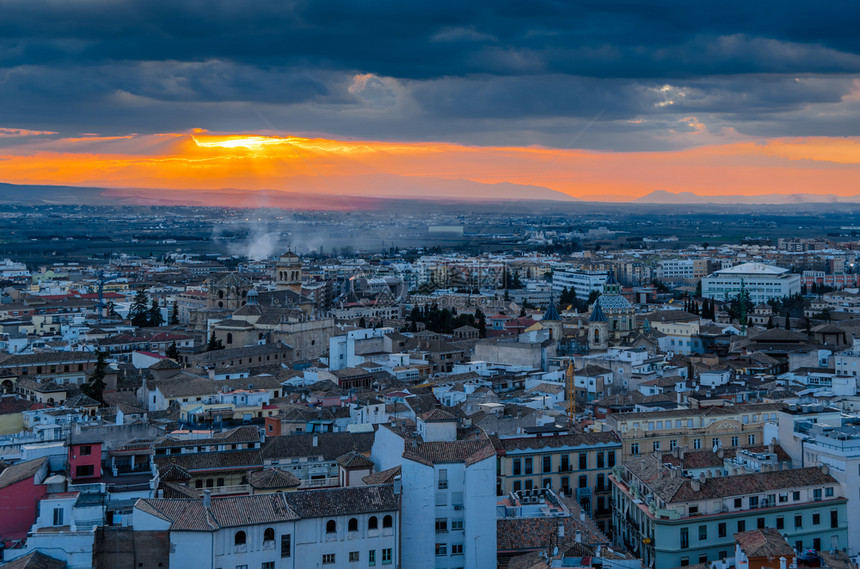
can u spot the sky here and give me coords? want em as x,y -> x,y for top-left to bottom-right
2,0 -> 860,203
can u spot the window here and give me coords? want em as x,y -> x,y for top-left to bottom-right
369,550 -> 376,566
793,491 -> 800,501
653,441 -> 661,452
812,513 -> 820,525
680,528 -> 689,549
369,516 -> 378,531
435,543 -> 447,556
737,520 -> 745,532
579,453 -> 588,469
579,475 -> 587,488
698,525 -> 707,540
543,456 -> 552,473
597,452 -> 605,468
749,496 -> 759,509
451,520 -> 464,531
53,507 -> 64,526
513,459 -> 521,475
694,439 -> 701,450
435,519 -> 448,533
831,509 -> 839,529
776,517 -> 784,530
513,481 -> 521,492
75,464 -> 94,477
383,515 -> 393,528
712,437 -> 719,449
561,454 -> 570,471
718,522 -> 726,538
262,563 -> 275,569
524,457 -> 533,475
348,518 -> 358,532
596,473 -> 605,492
731,436 -> 738,447
263,528 -> 275,542
80,445 -> 92,456
326,520 -> 336,534
748,434 -> 755,445
670,440 -> 677,450
795,541 -> 803,552
795,514 -> 803,529
826,487 -> 834,497
438,469 -> 448,489
813,538 -> 821,551
680,557 -> 689,567
607,451 -> 615,467
630,443 -> 639,455
699,555 -> 708,564
451,544 -> 463,555
779,493 -> 788,503
322,554 -> 335,565
757,517 -> 765,529
734,498 -> 742,508
382,548 -> 392,565
813,488 -> 822,501
234,531 -> 246,546
349,552 -> 360,562
280,534 -> 291,558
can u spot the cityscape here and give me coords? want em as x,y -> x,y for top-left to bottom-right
3,2 -> 860,569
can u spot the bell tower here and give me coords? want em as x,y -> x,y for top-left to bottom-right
276,251 -> 302,294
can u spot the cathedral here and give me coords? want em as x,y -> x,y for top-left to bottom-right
192,252 -> 338,361
587,271 -> 636,351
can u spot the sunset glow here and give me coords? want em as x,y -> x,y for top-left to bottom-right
1,130 -> 860,204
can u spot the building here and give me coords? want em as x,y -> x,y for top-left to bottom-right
552,270 -> 609,300
494,430 -> 622,533
604,403 -> 781,460
134,485 -> 399,569
702,263 -> 801,304
611,458 -> 848,568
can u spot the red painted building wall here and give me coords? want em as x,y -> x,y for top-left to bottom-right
0,477 -> 47,544
69,442 -> 102,481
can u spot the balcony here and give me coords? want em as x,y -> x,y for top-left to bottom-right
576,487 -> 592,499
299,477 -> 339,489
198,484 -> 251,497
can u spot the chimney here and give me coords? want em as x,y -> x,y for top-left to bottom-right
157,489 -> 163,498
557,523 -> 565,539
821,464 -> 829,475
691,478 -> 701,492
393,477 -> 402,495
717,448 -> 724,459
203,489 -> 211,508
679,447 -> 685,460
312,434 -> 318,447
580,511 -> 586,522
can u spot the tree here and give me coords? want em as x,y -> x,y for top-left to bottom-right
129,289 -> 150,327
80,350 -> 107,405
784,315 -> 791,330
207,331 -> 224,351
475,308 -> 487,338
695,280 -> 702,298
169,301 -> 179,325
165,341 -> 180,361
766,316 -> 774,329
149,298 -> 164,327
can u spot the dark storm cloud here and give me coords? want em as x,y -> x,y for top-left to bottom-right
2,0 -> 860,145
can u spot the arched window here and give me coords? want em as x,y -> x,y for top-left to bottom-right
348,518 -> 358,532
368,516 -> 378,530
326,520 -> 336,534
264,528 -> 275,542
234,531 -> 246,546
216,478 -> 224,487
206,479 -> 214,487
383,515 -> 393,528
226,333 -> 233,344
218,290 -> 224,299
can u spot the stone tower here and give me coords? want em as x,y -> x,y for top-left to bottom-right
276,251 -> 302,294
588,302 -> 609,351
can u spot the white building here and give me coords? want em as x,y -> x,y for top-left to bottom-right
134,485 -> 400,569
702,262 -> 801,303
551,269 -> 608,300
328,327 -> 395,371
372,414 -> 497,569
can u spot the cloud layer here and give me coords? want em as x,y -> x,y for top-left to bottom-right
2,1 -> 860,150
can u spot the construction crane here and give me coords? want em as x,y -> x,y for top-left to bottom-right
566,360 -> 575,425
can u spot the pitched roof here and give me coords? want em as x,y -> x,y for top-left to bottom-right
337,451 -> 374,469
245,468 -> 300,490
261,432 -> 374,462
0,551 -> 67,569
403,438 -> 495,466
734,528 -> 795,559
496,432 -> 620,453
362,465 -> 401,485
283,484 -> 398,518
0,456 -> 47,489
588,303 -> 607,322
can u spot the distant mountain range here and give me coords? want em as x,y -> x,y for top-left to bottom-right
633,190 -> 860,205
1,182 -> 858,208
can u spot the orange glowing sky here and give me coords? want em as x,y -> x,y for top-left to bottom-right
2,129 -> 860,203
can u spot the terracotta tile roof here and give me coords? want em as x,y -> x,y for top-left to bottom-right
283,484 -> 398,518
362,465 -> 401,485
262,432 -> 374,462
403,438 -> 495,466
154,450 -> 263,473
245,468 -> 300,490
0,456 -> 47,489
155,426 -> 261,449
0,551 -> 68,569
337,451 -> 374,469
496,431 -> 621,453
734,528 -> 795,559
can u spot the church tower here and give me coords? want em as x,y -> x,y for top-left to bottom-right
275,251 -> 303,294
588,302 -> 609,351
